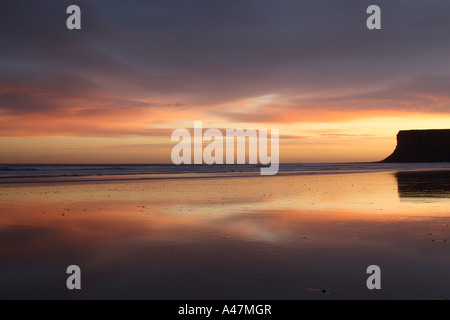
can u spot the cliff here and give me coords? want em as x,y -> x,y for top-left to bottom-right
382,129 -> 450,163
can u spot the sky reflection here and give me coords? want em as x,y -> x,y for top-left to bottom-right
0,171 -> 450,299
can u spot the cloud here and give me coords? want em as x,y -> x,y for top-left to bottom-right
1,0 -> 450,136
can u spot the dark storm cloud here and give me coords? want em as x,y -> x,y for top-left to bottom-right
1,0 -> 450,117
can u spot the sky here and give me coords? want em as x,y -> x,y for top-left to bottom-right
1,0 -> 450,163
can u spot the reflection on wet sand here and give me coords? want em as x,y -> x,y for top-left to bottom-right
0,171 -> 450,299
396,171 -> 450,198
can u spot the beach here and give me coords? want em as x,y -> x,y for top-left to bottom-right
1,166 -> 450,299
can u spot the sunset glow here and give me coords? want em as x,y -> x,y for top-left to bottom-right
1,1 -> 449,164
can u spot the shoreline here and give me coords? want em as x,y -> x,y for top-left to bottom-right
1,167 -> 450,299
0,163 -> 449,186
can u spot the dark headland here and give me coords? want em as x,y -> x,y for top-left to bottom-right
382,129 -> 450,163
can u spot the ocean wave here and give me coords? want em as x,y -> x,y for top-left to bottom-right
0,163 -> 448,184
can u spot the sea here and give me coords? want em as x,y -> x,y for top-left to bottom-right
0,162 -> 449,184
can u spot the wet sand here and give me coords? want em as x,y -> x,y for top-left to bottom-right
1,171 -> 450,299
